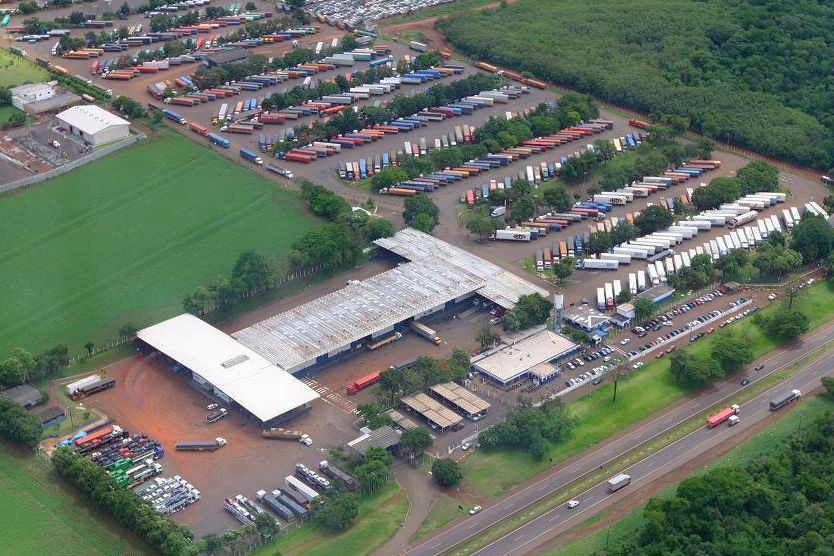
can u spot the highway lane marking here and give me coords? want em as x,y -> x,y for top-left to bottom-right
408,323 -> 834,555
468,352 -> 834,556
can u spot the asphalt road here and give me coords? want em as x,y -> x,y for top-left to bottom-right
406,317 -> 834,556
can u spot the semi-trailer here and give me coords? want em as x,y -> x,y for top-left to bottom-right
596,287 -> 605,310
285,475 -> 319,502
607,473 -> 631,493
637,270 -> 647,291
770,389 -> 801,411
66,374 -> 101,395
578,259 -> 619,270
70,377 -> 116,400
257,490 -> 294,520
647,264 -> 659,285
206,408 -> 228,423
174,438 -> 227,451
410,321 -> 441,345
261,428 -> 304,440
706,404 -> 740,427
604,282 -> 614,308
319,460 -> 359,491
494,229 -> 532,241
240,148 -> 263,165
160,109 -> 186,124
347,370 -> 381,394
366,331 -> 402,351
274,489 -> 309,520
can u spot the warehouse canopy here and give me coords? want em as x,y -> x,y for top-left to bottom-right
138,314 -> 319,422
55,105 -> 129,135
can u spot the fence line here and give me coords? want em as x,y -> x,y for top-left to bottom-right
0,133 -> 144,195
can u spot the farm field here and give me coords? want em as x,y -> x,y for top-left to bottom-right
0,442 -> 150,555
545,392 -> 834,556
437,0 -> 834,170
0,48 -> 51,88
461,279 -> 834,497
253,482 -> 408,556
0,131 -> 319,355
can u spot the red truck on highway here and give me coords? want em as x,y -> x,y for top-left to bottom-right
706,404 -> 740,428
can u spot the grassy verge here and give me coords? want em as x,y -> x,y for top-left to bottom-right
0,105 -> 27,126
0,131 -> 320,356
0,442 -> 151,555
413,492 -> 467,541
0,48 -> 50,87
253,482 -> 408,556
544,392 -> 834,556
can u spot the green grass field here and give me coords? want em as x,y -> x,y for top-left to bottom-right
253,482 -> 408,556
0,132 -> 319,356
0,104 -> 27,126
545,392 -> 834,556
462,279 -> 834,497
0,48 -> 50,88
0,443 -> 150,555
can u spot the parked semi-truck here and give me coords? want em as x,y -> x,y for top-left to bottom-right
319,460 -> 359,491
607,473 -> 631,493
261,428 -> 305,441
410,321 -> 441,345
174,438 -> 227,451
770,389 -> 801,411
240,148 -> 263,165
706,404 -> 740,427
206,407 -> 228,423
347,370 -> 381,394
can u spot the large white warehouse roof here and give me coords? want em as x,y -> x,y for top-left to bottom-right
137,314 -> 319,422
56,105 -> 129,135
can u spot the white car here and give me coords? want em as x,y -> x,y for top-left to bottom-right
567,500 -> 580,508
206,403 -> 219,411
461,442 -> 472,450
299,434 -> 312,446
632,361 -> 645,370
619,338 -> 631,345
470,505 -> 482,515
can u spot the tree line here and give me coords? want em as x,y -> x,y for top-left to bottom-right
611,407 -> 834,554
0,345 -> 69,390
183,182 -> 395,316
478,399 -> 576,458
437,0 -> 834,170
0,397 -> 43,449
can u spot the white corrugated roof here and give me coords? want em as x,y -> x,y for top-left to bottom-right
56,105 -> 129,135
137,314 -> 319,422
471,329 -> 577,383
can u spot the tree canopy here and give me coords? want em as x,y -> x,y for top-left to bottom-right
432,458 -> 463,487
502,293 -> 553,331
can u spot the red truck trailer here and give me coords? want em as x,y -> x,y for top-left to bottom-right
347,371 -> 382,395
706,404 -> 740,428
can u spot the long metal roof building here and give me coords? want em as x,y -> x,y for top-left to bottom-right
374,228 -> 549,308
233,229 -> 548,374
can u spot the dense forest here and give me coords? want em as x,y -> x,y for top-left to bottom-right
611,409 -> 834,554
436,0 -> 834,170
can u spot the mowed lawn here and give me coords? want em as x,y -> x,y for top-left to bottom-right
0,132 -> 319,355
253,482 -> 408,556
0,443 -> 151,555
0,48 -> 50,87
463,279 -> 834,497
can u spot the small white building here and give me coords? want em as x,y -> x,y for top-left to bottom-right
56,105 -> 130,146
11,82 -> 56,109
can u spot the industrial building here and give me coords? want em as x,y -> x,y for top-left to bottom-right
0,384 -> 42,408
636,283 -> 675,304
386,409 -> 418,430
137,314 -> 319,425
429,382 -> 490,419
347,425 -> 402,457
400,392 -> 464,431
10,82 -> 79,114
564,305 -> 612,338
55,105 -> 130,146
470,329 -> 579,387
203,48 -> 250,66
234,229 -> 548,375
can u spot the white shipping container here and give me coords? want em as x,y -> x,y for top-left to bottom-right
637,270 -> 647,291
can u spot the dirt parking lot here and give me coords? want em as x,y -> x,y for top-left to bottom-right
84,355 -> 360,536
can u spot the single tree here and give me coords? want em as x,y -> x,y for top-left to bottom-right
432,458 -> 463,487
84,342 -> 94,358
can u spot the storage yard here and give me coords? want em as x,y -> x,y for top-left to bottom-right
3,3 -> 834,553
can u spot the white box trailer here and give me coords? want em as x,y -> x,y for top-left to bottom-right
715,236 -> 727,257
790,206 -> 801,222
642,236 -> 673,249
601,252 -> 632,264
682,219 -> 712,230
622,186 -> 649,197
613,280 -> 622,299
709,240 -> 720,260
737,198 -> 765,210
764,218 -> 775,234
729,210 -> 757,228
752,226 -> 762,243
613,246 -> 649,259
730,231 -> 742,249
637,270 -> 647,291
744,226 -> 755,246
671,254 -> 681,272
657,260 -> 668,282
699,214 -> 727,226
629,273 -> 638,294
682,251 -> 691,268
757,219 -> 769,238
642,176 -> 673,186
611,189 -> 635,201
627,240 -> 659,254
647,264 -> 659,286
719,204 -> 747,214
664,256 -> 675,276
594,194 -> 627,205
607,473 -> 631,493
696,245 -> 705,256
581,259 -> 619,270
668,226 -> 696,239
782,209 -> 794,229
769,214 -> 783,233
604,282 -> 615,307
652,233 -> 683,245
597,287 -> 606,310
495,229 -> 532,241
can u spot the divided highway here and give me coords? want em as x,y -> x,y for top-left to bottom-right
406,319 -> 834,556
